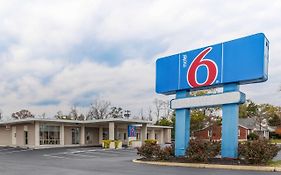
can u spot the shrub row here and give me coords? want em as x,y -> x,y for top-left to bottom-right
137,139 -> 280,164
102,140 -> 122,149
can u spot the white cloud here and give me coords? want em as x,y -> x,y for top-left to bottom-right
0,0 -> 280,119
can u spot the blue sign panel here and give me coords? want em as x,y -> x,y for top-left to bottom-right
156,33 -> 269,94
128,125 -> 136,137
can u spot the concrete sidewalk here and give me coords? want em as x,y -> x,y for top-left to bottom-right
133,159 -> 281,172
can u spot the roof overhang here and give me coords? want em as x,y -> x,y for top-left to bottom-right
0,118 -> 152,126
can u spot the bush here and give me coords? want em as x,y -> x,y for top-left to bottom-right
247,132 -> 259,140
102,140 -> 112,148
238,140 -> 281,164
185,140 -> 220,162
137,142 -> 161,159
129,140 -> 133,146
137,142 -> 173,160
144,139 -> 157,145
162,146 -> 174,158
114,140 -> 121,148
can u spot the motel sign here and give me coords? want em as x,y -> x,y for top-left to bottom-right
155,33 -> 269,158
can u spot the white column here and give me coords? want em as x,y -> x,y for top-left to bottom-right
109,122 -> 115,140
165,129 -> 171,143
34,122 -> 40,147
159,128 -> 164,144
149,129 -> 155,140
60,123 -> 64,145
99,127 -> 103,144
164,129 -> 168,143
80,124 -> 85,145
141,123 -> 147,144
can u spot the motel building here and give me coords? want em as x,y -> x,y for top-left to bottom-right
0,118 -> 172,149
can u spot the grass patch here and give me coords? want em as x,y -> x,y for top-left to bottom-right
270,139 -> 281,144
268,160 -> 281,167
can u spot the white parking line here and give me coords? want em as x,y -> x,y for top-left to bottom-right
0,147 -> 19,151
114,149 -> 137,153
44,151 -> 98,159
44,154 -> 72,159
43,148 -> 138,160
70,153 -> 98,158
70,150 -> 87,154
0,149 -> 30,155
101,149 -> 134,154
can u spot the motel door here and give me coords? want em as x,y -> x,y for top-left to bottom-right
12,126 -> 16,145
72,128 -> 80,144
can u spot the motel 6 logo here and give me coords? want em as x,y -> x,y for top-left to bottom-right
181,46 -> 221,89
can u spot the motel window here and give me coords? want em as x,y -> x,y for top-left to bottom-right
71,128 -> 80,144
24,131 -> 28,145
86,132 -> 91,141
118,133 -> 121,140
103,131 -> 109,140
123,133 -> 127,140
40,124 -> 60,145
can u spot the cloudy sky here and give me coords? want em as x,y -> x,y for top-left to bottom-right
0,0 -> 280,119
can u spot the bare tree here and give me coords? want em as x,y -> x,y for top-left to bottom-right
139,108 -> 146,120
77,114 -> 86,121
86,99 -> 111,120
55,111 -> 70,120
148,107 -> 153,121
162,100 -> 172,119
11,109 -> 34,120
132,115 -> 140,120
69,106 -> 79,120
39,113 -> 46,119
0,110 -> 2,121
108,107 -> 123,118
153,98 -> 165,121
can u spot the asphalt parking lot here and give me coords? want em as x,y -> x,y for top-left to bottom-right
0,146 -> 278,175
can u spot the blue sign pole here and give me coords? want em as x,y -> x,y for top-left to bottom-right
175,90 -> 190,157
221,83 -> 239,158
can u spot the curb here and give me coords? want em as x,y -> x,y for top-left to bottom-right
132,159 -> 281,172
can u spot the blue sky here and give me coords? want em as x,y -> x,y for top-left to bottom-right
0,0 -> 280,118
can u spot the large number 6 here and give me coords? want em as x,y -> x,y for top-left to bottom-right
187,47 -> 218,88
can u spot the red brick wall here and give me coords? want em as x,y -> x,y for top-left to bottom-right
239,126 -> 248,140
194,125 -> 248,140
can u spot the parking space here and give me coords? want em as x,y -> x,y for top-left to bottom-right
43,147 -> 138,160
0,146 -> 276,175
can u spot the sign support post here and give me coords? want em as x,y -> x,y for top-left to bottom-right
221,83 -> 239,158
175,90 -> 190,156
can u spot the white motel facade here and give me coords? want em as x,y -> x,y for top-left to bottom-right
0,118 -> 172,148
